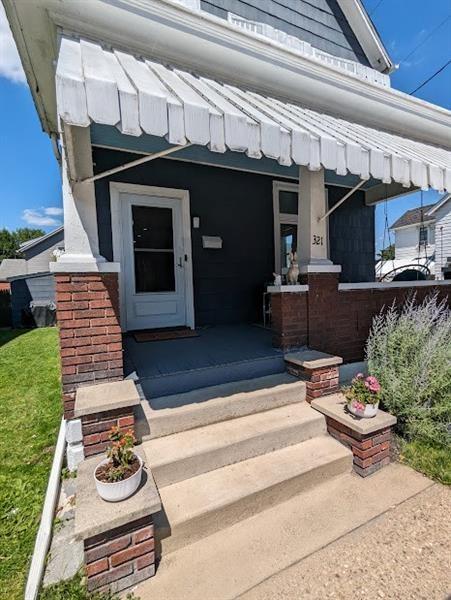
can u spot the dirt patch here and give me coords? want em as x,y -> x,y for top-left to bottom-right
95,455 -> 140,482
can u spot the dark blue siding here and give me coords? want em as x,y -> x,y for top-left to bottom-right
93,148 -> 375,324
201,0 -> 370,64
328,187 -> 375,282
10,274 -> 55,328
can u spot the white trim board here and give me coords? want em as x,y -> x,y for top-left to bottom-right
109,182 -> 195,331
339,280 -> 450,290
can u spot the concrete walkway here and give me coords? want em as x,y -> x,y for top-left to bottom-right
135,464 -> 439,600
241,483 -> 450,600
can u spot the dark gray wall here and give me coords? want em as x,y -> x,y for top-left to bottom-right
93,148 -> 375,324
328,187 -> 375,282
10,274 -> 55,328
201,0 -> 370,64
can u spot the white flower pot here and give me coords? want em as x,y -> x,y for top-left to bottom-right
347,400 -> 379,419
94,454 -> 143,502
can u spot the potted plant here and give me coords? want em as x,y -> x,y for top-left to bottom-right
94,426 -> 143,502
345,373 -> 381,418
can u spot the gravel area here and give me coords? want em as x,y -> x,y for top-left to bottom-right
241,484 -> 450,600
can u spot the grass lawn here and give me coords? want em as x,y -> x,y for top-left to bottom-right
0,328 -> 62,600
399,438 -> 451,486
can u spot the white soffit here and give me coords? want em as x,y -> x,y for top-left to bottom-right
56,37 -> 451,193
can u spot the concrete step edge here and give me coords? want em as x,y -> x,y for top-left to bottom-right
144,403 -> 326,486
155,435 -> 352,554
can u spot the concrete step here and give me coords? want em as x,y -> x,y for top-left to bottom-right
143,403 -> 326,486
137,374 -> 306,440
154,435 -> 352,555
135,464 -> 432,600
138,354 -> 286,398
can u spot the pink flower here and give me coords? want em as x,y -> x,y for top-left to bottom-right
353,401 -> 365,412
365,376 -> 381,394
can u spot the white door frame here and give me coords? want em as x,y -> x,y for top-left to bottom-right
110,182 -> 195,331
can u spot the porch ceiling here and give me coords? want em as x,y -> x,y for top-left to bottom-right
56,36 -> 450,193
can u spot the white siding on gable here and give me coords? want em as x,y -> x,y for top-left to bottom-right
434,202 -> 451,279
25,241 -> 62,274
394,225 -> 434,261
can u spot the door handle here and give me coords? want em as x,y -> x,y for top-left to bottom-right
177,257 -> 183,268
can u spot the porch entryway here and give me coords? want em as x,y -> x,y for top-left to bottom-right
124,324 -> 287,398
111,183 -> 195,332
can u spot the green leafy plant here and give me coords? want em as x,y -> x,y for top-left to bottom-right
366,292 -> 451,449
345,373 -> 381,411
104,427 -> 136,483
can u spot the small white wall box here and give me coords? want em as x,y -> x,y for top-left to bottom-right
193,216 -> 200,229
202,236 -> 223,249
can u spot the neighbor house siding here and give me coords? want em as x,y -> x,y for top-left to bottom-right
201,0 -> 370,64
394,226 -> 434,261
93,148 -> 375,325
10,273 -> 55,328
21,228 -> 64,273
434,203 -> 451,279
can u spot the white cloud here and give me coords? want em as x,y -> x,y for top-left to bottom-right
0,4 -> 26,84
22,208 -> 63,228
44,207 -> 64,216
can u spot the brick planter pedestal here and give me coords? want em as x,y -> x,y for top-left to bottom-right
84,516 -> 155,593
284,350 -> 342,403
326,418 -> 392,477
75,448 -> 161,595
312,394 -> 397,477
71,379 -> 141,460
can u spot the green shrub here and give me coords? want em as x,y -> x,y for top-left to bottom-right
366,292 -> 451,449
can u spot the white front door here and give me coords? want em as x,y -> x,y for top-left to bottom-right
117,188 -> 193,331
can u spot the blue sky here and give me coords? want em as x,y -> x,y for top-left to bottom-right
0,1 -> 450,253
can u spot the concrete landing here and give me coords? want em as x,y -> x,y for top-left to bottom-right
135,464 -> 432,600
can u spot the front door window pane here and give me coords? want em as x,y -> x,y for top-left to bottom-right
132,205 -> 175,293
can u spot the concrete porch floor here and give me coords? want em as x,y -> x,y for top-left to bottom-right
124,325 -> 288,398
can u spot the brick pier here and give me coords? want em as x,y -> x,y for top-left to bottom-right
55,272 -> 123,419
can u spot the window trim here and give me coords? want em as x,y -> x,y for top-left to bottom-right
419,225 -> 429,245
273,181 -> 299,274
273,180 -> 329,274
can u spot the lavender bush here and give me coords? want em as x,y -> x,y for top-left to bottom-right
366,292 -> 451,448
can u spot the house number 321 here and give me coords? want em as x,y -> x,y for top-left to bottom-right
312,235 -> 324,246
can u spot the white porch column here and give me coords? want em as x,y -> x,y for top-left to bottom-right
297,166 -> 341,273
51,125 -> 119,273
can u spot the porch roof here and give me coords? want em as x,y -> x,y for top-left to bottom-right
56,37 -> 451,193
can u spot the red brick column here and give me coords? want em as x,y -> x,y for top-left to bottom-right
81,408 -> 135,457
271,292 -> 308,350
287,362 -> 340,403
304,272 -> 341,354
326,417 -> 392,477
55,273 -> 123,419
84,516 -> 155,593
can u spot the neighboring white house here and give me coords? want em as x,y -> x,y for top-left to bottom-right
0,227 -> 64,283
376,194 -> 451,281
429,194 -> 451,280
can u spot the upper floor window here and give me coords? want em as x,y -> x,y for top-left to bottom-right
419,226 -> 428,245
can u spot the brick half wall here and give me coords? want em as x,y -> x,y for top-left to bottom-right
272,278 -> 451,362
55,273 -> 123,419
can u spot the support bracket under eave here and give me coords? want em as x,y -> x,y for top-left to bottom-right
318,178 -> 369,222
77,143 -> 192,185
